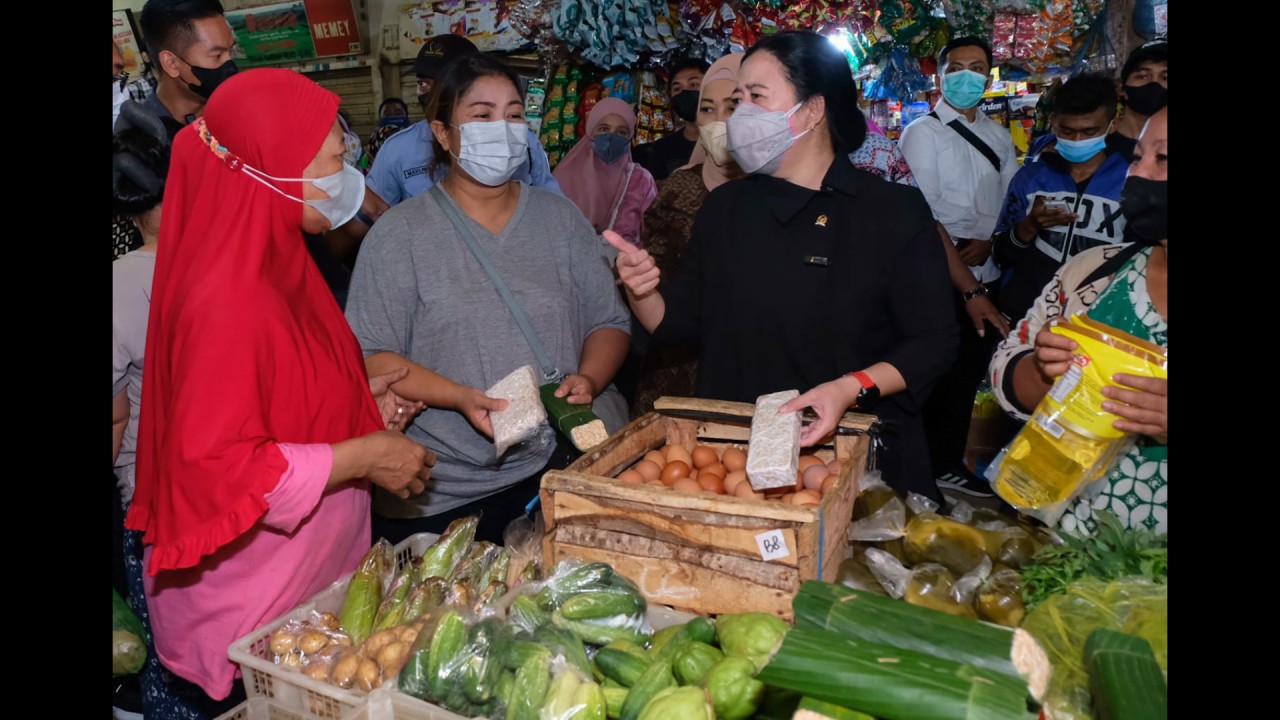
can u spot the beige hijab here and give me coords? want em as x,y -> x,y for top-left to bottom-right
678,52 -> 744,192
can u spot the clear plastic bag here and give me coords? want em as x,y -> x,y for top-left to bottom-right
488,365 -> 552,458
112,588 -> 146,676
864,547 -> 911,599
504,513 -> 547,589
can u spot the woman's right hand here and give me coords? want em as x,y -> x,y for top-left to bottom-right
604,230 -> 661,298
454,386 -> 509,439
362,430 -> 436,499
1033,324 -> 1078,381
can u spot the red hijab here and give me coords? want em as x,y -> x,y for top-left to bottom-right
126,69 -> 383,575
553,97 -> 638,233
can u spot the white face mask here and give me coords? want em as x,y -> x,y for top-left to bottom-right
451,120 -> 529,186
242,162 -> 367,230
698,121 -> 732,167
726,101 -> 812,175
113,82 -> 128,130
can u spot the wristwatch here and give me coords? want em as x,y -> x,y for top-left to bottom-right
962,285 -> 989,303
845,371 -> 880,411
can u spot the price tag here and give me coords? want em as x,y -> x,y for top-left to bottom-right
755,530 -> 790,561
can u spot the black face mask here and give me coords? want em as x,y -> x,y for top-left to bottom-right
184,58 -> 239,100
1123,82 -> 1167,117
670,90 -> 699,123
1119,176 -> 1167,246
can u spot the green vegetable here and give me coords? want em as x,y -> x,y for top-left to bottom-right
552,609 -> 648,647
535,625 -> 595,678
399,610 -> 444,699
485,549 -> 513,587
595,647 -> 651,687
496,669 -> 517,709
372,561 -> 416,632
702,656 -> 764,720
511,594 -> 551,633
757,626 -> 1038,720
474,580 -> 509,613
792,581 -> 1049,699
714,613 -> 788,672
507,649 -> 552,720
505,640 -> 553,671
403,577 -> 446,623
1085,629 -> 1167,720
463,618 -> 505,704
619,659 -> 675,720
682,617 -> 716,645
650,617 -> 716,664
420,516 -> 479,581
542,669 -> 584,720
602,639 -> 650,661
636,686 -> 714,720
603,686 -> 629,719
339,541 -> 389,645
1021,510 -> 1167,610
647,626 -> 683,658
671,642 -> 723,686
573,678 -> 608,720
112,589 -> 147,676
427,610 -> 468,701
537,562 -> 615,609
561,591 -> 646,620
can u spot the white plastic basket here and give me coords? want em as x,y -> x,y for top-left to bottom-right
228,533 -> 441,720
214,696 -> 312,720
340,688 -> 466,720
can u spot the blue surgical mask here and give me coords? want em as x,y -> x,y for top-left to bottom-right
941,69 -> 988,110
592,133 -> 631,164
1055,129 -> 1110,163
379,115 -> 410,130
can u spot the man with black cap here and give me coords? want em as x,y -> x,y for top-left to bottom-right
631,57 -> 708,182
114,0 -> 237,139
1026,38 -> 1167,165
365,33 -> 561,208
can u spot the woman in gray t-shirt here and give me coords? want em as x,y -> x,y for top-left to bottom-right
346,55 -> 631,545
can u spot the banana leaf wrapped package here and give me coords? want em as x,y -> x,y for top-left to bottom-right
340,538 -> 394,645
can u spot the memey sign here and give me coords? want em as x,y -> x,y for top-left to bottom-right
306,0 -> 362,57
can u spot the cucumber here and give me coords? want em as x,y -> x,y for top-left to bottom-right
463,618 -> 504,704
507,650 -> 552,720
649,618 -> 715,664
561,591 -> 646,620
684,617 -> 717,646
553,610 -> 648,647
603,686 -> 629,719
619,659 -> 675,720
505,640 -> 553,671
427,610 -> 468,701
595,648 -> 651,687
542,669 -> 584,720
573,679 -> 608,720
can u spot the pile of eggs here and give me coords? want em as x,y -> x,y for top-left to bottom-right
614,442 -> 843,505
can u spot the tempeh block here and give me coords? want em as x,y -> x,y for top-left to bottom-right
745,390 -> 802,491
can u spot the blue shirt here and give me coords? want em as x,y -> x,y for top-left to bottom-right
365,121 -> 562,206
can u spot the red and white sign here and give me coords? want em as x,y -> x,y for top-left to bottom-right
305,0 -> 362,57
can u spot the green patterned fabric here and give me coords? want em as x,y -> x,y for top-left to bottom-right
1059,248 -> 1167,535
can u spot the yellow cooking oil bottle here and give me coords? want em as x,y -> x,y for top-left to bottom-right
994,314 -> 1167,510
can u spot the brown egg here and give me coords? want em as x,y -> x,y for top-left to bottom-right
634,460 -> 662,483
802,464 -> 830,492
798,455 -> 825,473
617,469 -> 645,484
722,447 -> 747,472
733,481 -> 764,500
696,472 -> 725,494
691,446 -> 719,469
826,460 -> 843,476
646,479 -> 667,487
644,450 -> 668,469
660,461 -> 691,486
793,490 -> 822,506
723,470 -> 748,495
672,477 -> 703,493
820,475 -> 838,496
701,462 -> 727,480
664,444 -> 694,467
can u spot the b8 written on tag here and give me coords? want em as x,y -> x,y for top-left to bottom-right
755,529 -> 790,561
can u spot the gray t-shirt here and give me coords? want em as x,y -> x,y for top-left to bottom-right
112,249 -> 156,505
346,182 -> 631,519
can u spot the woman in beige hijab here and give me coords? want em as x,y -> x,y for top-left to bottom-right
629,53 -> 744,416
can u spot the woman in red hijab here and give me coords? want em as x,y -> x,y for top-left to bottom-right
553,97 -> 657,247
125,68 -> 435,714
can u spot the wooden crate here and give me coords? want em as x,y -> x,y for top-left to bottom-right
540,397 -> 875,618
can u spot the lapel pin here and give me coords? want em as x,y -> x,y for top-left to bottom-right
814,214 -> 829,227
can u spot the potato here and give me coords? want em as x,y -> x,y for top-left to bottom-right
281,650 -> 303,668
356,657 -> 381,691
315,645 -> 346,662
268,629 -> 299,656
399,626 -> 420,646
301,660 -> 330,681
330,650 -> 361,689
363,629 -> 396,657
299,630 -> 330,656
318,612 -> 341,631
331,632 -> 353,647
376,641 -> 408,676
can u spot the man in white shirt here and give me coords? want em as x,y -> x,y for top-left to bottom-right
899,36 -> 1018,499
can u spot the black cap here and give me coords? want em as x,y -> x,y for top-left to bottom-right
408,34 -> 479,78
1121,38 -> 1167,83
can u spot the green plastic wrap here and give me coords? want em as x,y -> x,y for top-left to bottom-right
1020,577 -> 1167,720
